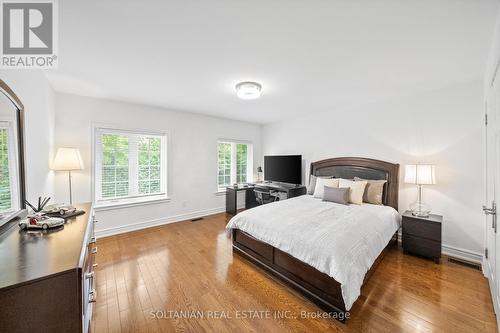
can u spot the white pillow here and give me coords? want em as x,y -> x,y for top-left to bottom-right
313,178 -> 339,198
338,178 -> 367,205
307,175 -> 325,195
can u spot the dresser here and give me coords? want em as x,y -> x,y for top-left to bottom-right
402,210 -> 442,263
0,203 -> 97,333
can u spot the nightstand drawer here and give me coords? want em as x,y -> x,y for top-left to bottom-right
403,234 -> 441,259
403,217 -> 441,241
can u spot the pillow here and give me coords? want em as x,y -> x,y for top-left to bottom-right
338,178 -> 367,205
307,175 -> 331,195
354,177 -> 387,205
313,178 -> 339,198
307,175 -> 327,194
323,186 -> 349,205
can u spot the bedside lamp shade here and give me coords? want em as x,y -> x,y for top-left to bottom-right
405,164 -> 436,217
404,164 -> 436,185
52,148 -> 84,171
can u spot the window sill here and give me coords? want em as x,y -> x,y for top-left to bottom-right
94,195 -> 171,212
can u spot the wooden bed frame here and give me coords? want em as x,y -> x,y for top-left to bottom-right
231,157 -> 400,322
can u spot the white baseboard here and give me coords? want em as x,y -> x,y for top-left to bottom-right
397,233 -> 483,265
95,206 -> 226,238
484,260 -> 500,331
441,244 -> 483,264
483,257 -> 489,277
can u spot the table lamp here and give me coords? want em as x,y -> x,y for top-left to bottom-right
52,147 -> 84,204
404,164 -> 436,217
257,166 -> 263,182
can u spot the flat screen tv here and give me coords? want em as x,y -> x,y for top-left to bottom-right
264,155 -> 302,185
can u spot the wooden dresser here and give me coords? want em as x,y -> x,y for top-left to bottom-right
0,203 -> 97,333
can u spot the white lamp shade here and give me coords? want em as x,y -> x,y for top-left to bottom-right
404,164 -> 436,185
52,148 -> 84,171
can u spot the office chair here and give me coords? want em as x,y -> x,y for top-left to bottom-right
254,188 -> 280,205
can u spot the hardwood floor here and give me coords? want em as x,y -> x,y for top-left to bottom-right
92,213 -> 497,333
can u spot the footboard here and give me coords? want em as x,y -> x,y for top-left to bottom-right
232,229 -> 347,319
232,229 -> 396,322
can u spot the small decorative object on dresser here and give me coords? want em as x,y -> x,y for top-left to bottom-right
42,203 -> 76,215
402,210 -> 442,263
18,213 -> 65,230
24,196 -> 51,212
404,164 -> 436,217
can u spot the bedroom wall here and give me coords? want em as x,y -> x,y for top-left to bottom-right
54,93 -> 262,237
262,81 -> 485,260
0,72 -> 485,260
0,71 -> 56,202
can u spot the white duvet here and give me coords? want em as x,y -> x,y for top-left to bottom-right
225,195 -> 400,310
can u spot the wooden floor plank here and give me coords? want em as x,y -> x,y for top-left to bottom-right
92,213 -> 497,332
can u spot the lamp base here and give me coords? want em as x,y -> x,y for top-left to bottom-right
409,201 -> 431,218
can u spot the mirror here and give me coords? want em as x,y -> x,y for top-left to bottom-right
0,79 -> 25,226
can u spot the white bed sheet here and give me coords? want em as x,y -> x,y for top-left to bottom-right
225,195 -> 400,310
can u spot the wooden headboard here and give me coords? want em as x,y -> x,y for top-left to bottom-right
310,157 -> 400,210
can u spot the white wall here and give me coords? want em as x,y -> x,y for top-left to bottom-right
54,93 -> 262,237
0,70 -> 485,260
0,71 -> 486,260
263,80 -> 485,259
0,71 -> 55,202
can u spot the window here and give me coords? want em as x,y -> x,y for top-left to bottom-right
138,136 -> 162,195
101,134 -> 129,198
0,121 -> 18,214
94,128 -> 167,204
217,140 -> 253,191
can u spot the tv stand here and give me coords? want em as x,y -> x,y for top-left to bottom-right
225,183 -> 306,215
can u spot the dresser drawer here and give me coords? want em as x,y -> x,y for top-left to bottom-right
403,217 -> 441,241
82,244 -> 96,324
403,234 -> 441,259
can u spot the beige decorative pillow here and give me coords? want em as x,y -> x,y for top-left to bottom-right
338,178 -> 367,205
313,178 -> 339,199
354,177 -> 387,205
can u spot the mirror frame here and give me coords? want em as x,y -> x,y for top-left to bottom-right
0,79 -> 26,220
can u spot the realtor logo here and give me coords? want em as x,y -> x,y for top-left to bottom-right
1,0 -> 58,68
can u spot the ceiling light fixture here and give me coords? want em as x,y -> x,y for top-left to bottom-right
235,81 -> 262,100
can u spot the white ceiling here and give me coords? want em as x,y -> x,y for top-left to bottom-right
47,0 -> 499,124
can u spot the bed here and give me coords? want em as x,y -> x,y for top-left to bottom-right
226,157 -> 400,322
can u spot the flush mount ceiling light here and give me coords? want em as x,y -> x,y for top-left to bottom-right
235,81 -> 262,100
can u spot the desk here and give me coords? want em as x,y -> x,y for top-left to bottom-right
225,186 -> 258,216
225,183 -> 306,215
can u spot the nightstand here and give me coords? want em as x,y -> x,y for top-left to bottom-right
402,210 -> 442,263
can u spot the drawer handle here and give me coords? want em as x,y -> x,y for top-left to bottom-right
93,263 -> 98,268
85,272 -> 94,279
89,290 -> 97,303
91,247 -> 98,254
